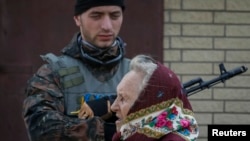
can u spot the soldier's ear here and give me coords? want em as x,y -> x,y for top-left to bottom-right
73,16 -> 81,27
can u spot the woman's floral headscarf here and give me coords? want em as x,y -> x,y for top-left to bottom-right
113,62 -> 199,141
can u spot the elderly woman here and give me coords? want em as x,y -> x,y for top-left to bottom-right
111,55 -> 199,141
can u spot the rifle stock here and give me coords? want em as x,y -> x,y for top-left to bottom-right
183,63 -> 248,96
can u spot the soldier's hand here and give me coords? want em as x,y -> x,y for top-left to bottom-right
86,96 -> 117,121
100,100 -> 113,120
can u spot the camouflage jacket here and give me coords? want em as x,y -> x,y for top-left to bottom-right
22,33 -> 128,141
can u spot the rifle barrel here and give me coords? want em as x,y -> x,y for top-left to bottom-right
183,65 -> 248,96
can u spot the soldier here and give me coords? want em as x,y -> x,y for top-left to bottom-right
111,55 -> 199,141
22,0 -> 130,141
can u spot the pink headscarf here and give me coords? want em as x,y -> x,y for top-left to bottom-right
113,62 -> 199,141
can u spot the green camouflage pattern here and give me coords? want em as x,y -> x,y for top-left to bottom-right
23,63 -> 105,141
22,33 -> 113,141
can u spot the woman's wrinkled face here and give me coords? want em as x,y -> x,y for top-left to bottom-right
74,6 -> 123,48
111,70 -> 144,130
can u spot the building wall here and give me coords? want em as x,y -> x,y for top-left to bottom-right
164,0 -> 250,140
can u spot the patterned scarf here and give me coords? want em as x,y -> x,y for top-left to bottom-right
81,39 -> 122,82
113,63 -> 199,141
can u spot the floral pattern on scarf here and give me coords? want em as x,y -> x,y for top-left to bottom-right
120,98 -> 199,141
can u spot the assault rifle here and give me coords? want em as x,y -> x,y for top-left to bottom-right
183,63 -> 248,96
